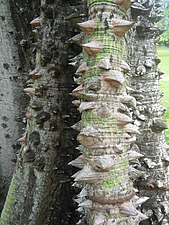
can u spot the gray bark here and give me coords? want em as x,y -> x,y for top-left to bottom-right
0,0 -> 26,212
128,1 -> 169,224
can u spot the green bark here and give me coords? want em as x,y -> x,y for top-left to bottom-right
70,0 -> 147,224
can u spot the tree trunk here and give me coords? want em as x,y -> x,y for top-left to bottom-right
0,0 -> 27,212
0,0 -> 86,224
70,0 -> 147,224
128,1 -> 169,224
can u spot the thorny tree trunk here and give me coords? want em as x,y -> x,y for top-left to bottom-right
128,0 -> 169,224
70,0 -> 148,224
0,0 -> 87,224
0,0 -> 26,212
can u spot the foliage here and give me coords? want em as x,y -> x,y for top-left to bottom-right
158,1 -> 169,45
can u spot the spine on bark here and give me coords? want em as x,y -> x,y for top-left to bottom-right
69,0 -> 147,224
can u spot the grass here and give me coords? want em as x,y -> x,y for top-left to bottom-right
160,81 -> 169,143
158,46 -> 169,143
158,46 -> 169,77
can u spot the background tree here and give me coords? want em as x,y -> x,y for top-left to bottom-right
128,0 -> 169,224
0,0 -> 28,213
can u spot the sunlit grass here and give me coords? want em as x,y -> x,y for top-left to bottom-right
158,46 -> 169,77
160,81 -> 169,143
158,46 -> 169,143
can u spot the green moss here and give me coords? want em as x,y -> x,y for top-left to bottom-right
0,178 -> 15,224
101,175 -> 126,189
101,178 -> 116,188
101,168 -> 126,189
120,160 -> 128,168
82,111 -> 124,132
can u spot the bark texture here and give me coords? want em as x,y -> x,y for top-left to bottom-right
0,0 -> 86,224
70,0 -> 148,224
128,1 -> 169,224
0,0 -> 26,212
